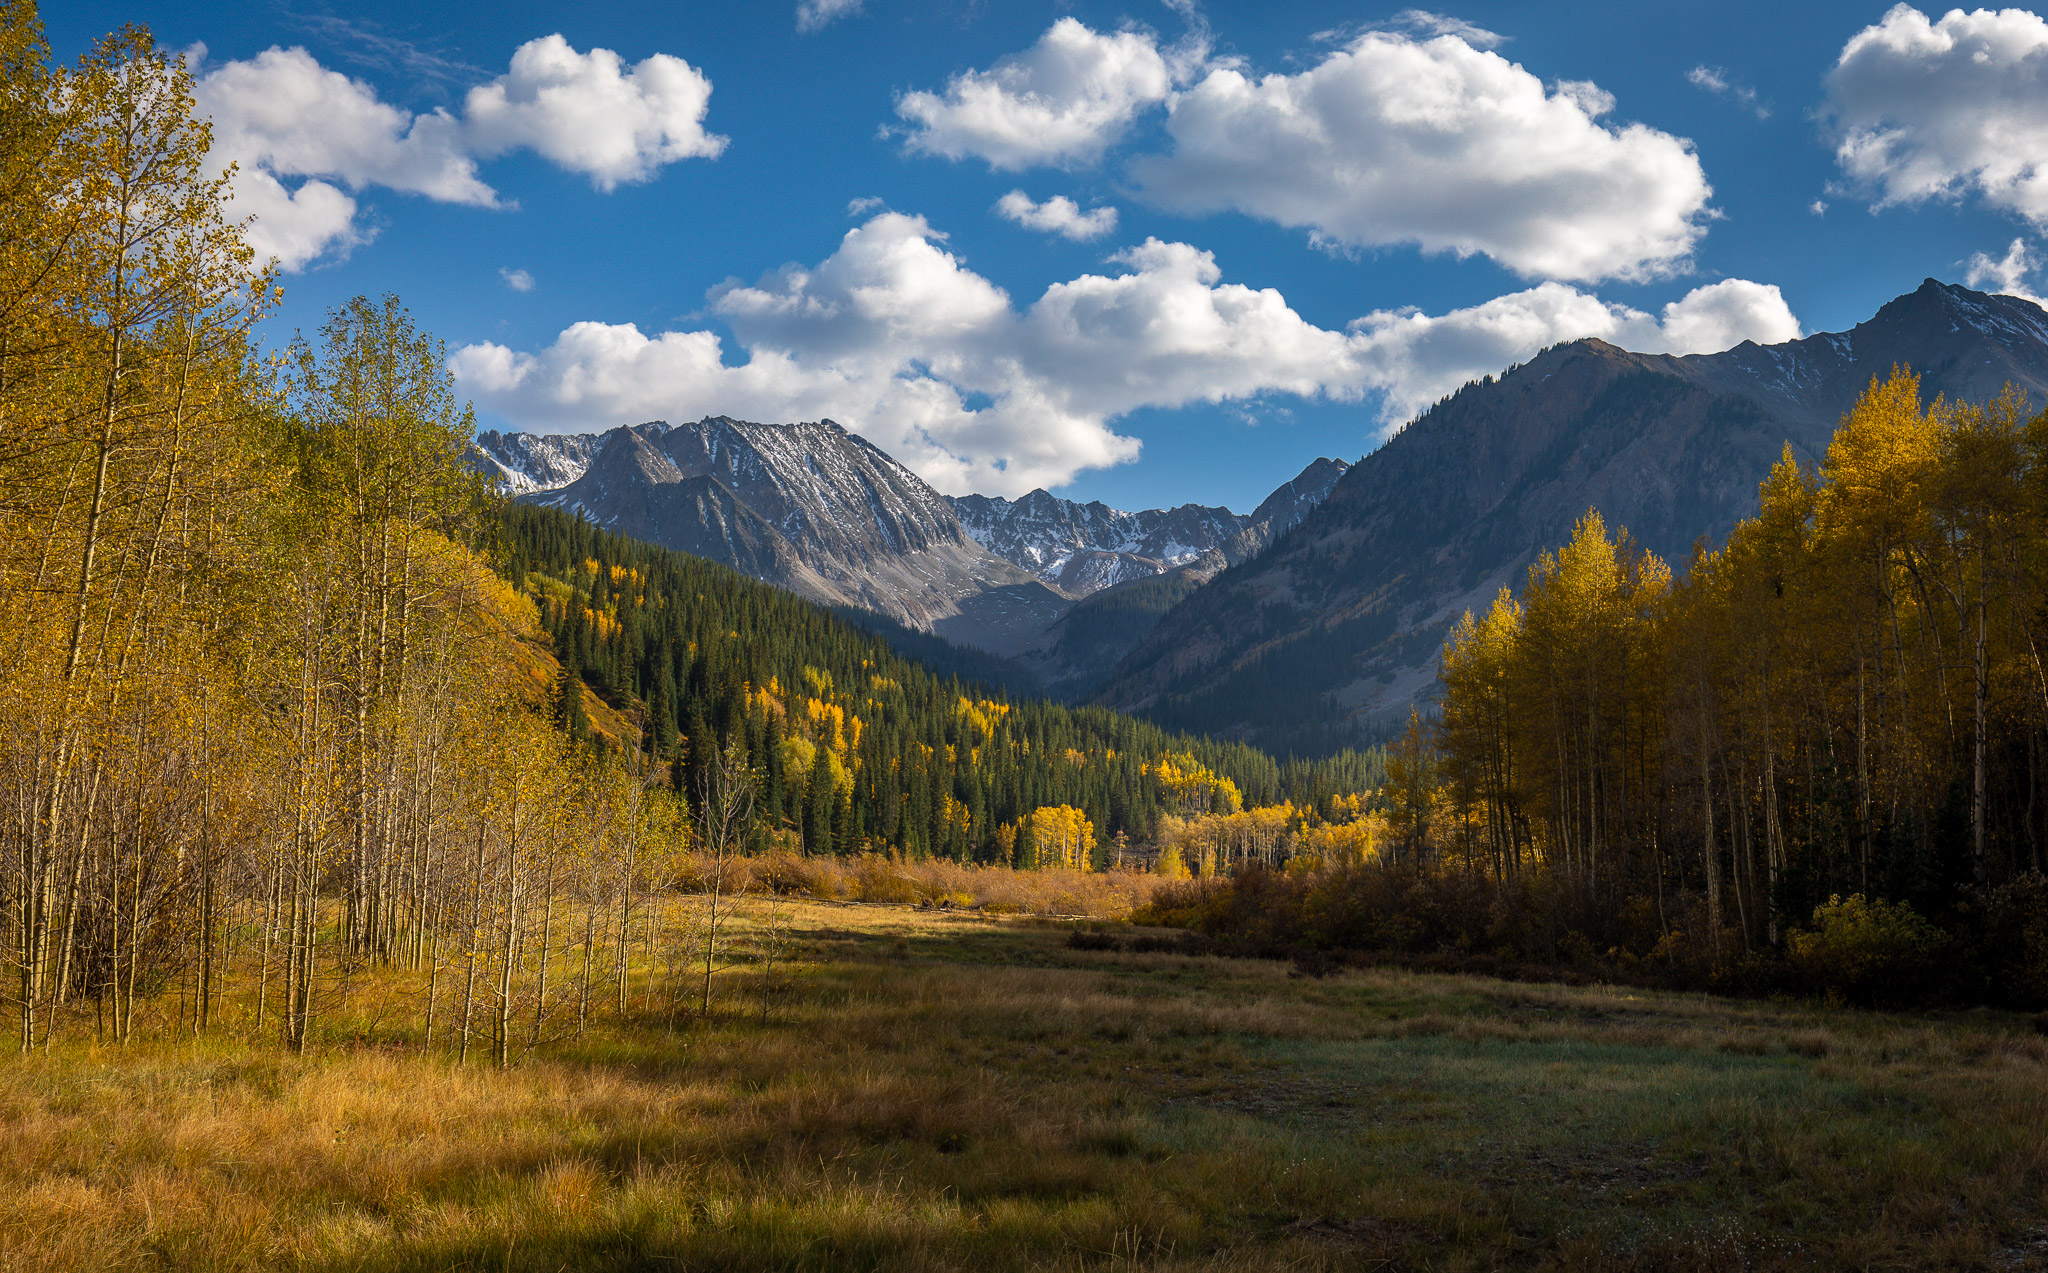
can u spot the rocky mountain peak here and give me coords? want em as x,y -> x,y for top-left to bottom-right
1247,456 -> 1352,531
479,414 -> 1054,634
952,457 -> 1351,599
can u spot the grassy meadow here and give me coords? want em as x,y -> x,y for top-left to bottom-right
4,899 -> 2047,1272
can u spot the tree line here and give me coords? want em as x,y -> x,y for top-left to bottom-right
1197,369 -> 2048,1005
0,10 -> 790,1056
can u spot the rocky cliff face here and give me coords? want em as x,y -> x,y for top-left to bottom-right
474,429 -> 603,494
949,457 -> 1349,596
948,489 -> 1246,596
1094,281 -> 2048,754
489,416 -> 1059,632
976,457 -> 1353,691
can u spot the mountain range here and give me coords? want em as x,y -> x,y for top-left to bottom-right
1093,280 -> 2048,753
950,457 -> 1348,598
475,280 -> 2048,755
472,416 -> 1348,683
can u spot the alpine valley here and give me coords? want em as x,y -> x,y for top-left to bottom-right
475,280 -> 2048,754
472,415 -> 1349,690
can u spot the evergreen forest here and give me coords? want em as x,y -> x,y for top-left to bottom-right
498,503 -> 1388,865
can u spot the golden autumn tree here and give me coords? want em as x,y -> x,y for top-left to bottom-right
1,18 -> 273,1051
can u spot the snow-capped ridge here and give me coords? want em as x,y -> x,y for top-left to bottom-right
948,457 -> 1349,597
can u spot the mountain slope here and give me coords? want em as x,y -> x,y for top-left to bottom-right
950,490 -> 1246,595
954,457 -> 1351,691
476,417 -> 1354,674
495,502 -> 1382,862
950,456 -> 1349,597
1096,280 -> 2048,754
474,429 -> 604,494
494,416 -> 1062,633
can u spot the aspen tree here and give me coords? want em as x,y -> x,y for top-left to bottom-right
288,296 -> 481,966
696,737 -> 754,1019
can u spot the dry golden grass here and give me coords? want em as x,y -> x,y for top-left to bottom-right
2,901 -> 2046,1271
679,851 -> 1166,917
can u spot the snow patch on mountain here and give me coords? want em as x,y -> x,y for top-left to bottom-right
950,457 -> 1349,596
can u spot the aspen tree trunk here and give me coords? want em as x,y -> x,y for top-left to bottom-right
494,809 -> 520,1070
256,852 -> 280,1030
1728,752 -> 1753,950
700,863 -> 721,1021
105,825 -> 124,1042
643,905 -> 656,1018
422,886 -> 445,1054
1760,680 -> 1784,944
28,130 -> 137,1050
48,763 -> 104,1021
281,846 -> 301,1044
578,903 -> 596,1038
530,842 -> 557,1051
1857,651 -> 1872,892
616,840 -> 637,1016
459,821 -> 485,1065
291,847 -> 318,1056
122,833 -> 145,1042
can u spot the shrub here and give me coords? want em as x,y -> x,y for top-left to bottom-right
665,849 -> 1163,918
1787,894 -> 1947,1006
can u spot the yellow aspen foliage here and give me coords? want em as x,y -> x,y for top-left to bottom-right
1154,840 -> 1191,879
1015,805 -> 1094,871
1292,816 -> 1386,872
1147,753 -> 1243,816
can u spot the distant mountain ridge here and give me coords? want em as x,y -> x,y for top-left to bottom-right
1093,280 -> 2048,754
948,456 -> 1347,597
472,418 -> 1352,685
482,416 -> 1053,632
949,490 -> 1243,596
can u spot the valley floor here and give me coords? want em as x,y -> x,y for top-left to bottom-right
4,902 -> 2047,1272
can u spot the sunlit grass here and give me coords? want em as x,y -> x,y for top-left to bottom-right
2,900 -> 2045,1270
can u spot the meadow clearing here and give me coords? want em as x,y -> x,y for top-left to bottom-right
2,898 -> 2046,1272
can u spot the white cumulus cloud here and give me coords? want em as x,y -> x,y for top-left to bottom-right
893,18 -> 1184,169
994,191 -> 1118,239
451,213 -> 1799,495
194,45 -> 491,269
194,36 -> 724,271
1133,28 -> 1714,281
500,266 -> 536,292
1826,5 -> 2048,226
1346,278 -> 1802,425
1965,238 -> 2045,306
463,35 -> 725,189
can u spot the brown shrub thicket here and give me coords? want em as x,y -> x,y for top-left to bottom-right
673,851 -> 1164,918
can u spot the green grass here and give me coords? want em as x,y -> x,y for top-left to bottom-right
3,901 -> 2045,1271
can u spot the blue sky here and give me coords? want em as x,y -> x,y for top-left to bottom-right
50,0 -> 2048,511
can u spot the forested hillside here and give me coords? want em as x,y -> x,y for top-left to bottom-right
1100,285 -> 2048,753
497,505 -> 1386,864
1435,370 -> 2048,957
1158,371 -> 2048,1009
